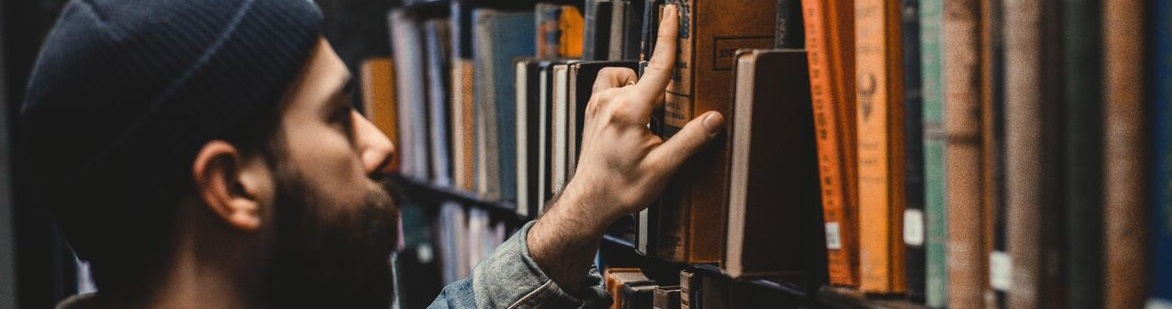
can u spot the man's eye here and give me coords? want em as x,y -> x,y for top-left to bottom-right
333,106 -> 356,140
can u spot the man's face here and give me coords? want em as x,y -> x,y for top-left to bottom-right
260,38 -> 398,308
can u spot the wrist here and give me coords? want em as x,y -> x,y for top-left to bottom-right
557,177 -> 626,230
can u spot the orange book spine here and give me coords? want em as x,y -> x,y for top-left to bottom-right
558,5 -> 585,58
801,0 -> 859,287
943,0 -> 986,305
451,60 -> 476,191
361,58 -> 401,172
980,0 -> 999,305
854,0 -> 906,294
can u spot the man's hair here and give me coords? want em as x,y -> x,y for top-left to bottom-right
19,0 -> 322,292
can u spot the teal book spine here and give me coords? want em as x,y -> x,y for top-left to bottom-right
918,0 -> 948,306
473,10 -> 535,202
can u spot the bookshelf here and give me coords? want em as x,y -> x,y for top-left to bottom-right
404,176 -> 932,308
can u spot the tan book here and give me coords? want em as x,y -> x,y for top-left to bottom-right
1003,0 -> 1044,307
854,0 -> 907,294
451,60 -> 476,191
942,0 -> 986,305
1103,0 -> 1148,307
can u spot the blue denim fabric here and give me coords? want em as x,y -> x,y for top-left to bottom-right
426,221 -> 610,309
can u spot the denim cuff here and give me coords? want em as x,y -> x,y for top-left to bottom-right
471,221 -> 610,309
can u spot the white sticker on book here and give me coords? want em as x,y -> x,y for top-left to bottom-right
825,222 -> 842,250
1147,298 -> 1172,309
903,209 -> 925,246
989,251 -> 1012,291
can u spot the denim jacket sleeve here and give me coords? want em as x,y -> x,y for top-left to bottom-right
426,221 -> 611,309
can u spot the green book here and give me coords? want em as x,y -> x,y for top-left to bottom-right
918,0 -> 948,306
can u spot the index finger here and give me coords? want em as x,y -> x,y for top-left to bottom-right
633,4 -> 679,97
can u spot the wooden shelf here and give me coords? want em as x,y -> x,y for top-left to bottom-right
390,174 -> 527,224
814,286 -> 929,309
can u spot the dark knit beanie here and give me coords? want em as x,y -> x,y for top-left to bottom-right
21,0 -> 322,261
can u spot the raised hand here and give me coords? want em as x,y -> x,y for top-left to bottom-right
528,3 -> 724,294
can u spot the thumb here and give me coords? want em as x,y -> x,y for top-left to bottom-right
647,111 -> 725,172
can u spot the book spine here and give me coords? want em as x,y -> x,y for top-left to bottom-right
800,0 -> 859,287
584,0 -> 601,60
658,0 -> 694,263
775,0 -> 804,49
516,62 -> 530,217
918,0 -> 949,305
900,0 -> 926,300
1062,0 -> 1104,306
451,60 -> 475,191
536,4 -> 561,59
942,0 -> 985,305
425,20 -> 453,187
609,0 -> 628,61
680,271 -> 692,309
1151,0 -> 1172,306
1002,0 -> 1043,307
389,10 -> 432,182
1039,0 -> 1067,305
855,0 -> 907,294
558,5 -> 585,58
980,0 -> 1007,307
1102,0 -> 1147,307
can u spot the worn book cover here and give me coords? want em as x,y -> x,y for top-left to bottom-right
942,0 -> 986,304
855,0 -> 907,294
723,49 -> 821,280
1003,0 -> 1046,306
1103,0 -> 1147,307
657,0 -> 777,264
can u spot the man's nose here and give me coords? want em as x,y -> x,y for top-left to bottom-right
352,110 -> 396,176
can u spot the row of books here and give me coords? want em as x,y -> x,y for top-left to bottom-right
390,200 -> 513,309
364,0 -> 1172,307
601,268 -> 800,309
802,0 -> 1172,308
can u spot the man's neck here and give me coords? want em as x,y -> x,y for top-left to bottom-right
104,202 -> 264,309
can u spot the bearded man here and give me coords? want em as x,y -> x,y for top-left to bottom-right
20,0 -> 722,308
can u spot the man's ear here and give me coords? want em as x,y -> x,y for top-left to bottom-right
192,141 -> 271,231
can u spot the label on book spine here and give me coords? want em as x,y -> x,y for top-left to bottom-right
826,222 -> 843,249
1148,299 -> 1172,309
903,209 -> 924,246
989,251 -> 1011,291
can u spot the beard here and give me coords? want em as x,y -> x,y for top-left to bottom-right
265,165 -> 398,309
